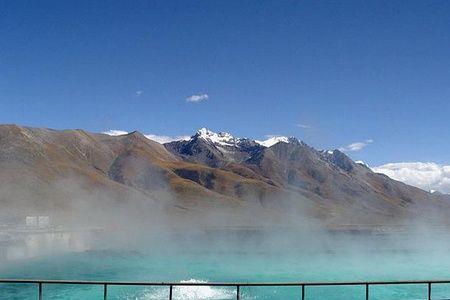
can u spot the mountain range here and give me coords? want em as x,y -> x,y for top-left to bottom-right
0,125 -> 448,229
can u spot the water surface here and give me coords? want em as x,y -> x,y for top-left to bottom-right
1,230 -> 450,299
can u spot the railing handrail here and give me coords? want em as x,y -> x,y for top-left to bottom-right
0,278 -> 447,300
2,278 -> 450,286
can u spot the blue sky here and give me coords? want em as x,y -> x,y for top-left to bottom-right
1,1 -> 450,170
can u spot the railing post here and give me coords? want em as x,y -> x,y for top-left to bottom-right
428,282 -> 431,300
38,282 -> 42,300
103,284 -> 107,300
169,285 -> 173,300
302,284 -> 305,300
236,285 -> 240,300
365,283 -> 369,300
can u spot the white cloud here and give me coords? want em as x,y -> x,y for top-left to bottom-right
340,139 -> 373,152
102,130 -> 128,136
186,93 -> 209,103
102,130 -> 190,144
296,123 -> 312,129
372,162 -> 450,194
135,90 -> 143,96
144,134 -> 190,144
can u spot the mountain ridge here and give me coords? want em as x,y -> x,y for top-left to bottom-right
0,124 -> 448,228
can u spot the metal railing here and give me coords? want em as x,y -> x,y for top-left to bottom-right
1,279 -> 450,299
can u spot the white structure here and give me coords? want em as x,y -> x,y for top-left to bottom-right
25,216 -> 50,228
38,216 -> 50,228
25,216 -> 38,227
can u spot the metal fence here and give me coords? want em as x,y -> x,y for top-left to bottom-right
1,279 -> 450,299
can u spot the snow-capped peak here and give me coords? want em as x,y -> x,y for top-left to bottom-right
195,128 -> 238,146
256,136 -> 290,147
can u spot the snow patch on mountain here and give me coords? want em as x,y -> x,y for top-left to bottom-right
355,160 -> 369,167
188,128 -> 298,148
321,149 -> 335,155
256,136 -> 290,147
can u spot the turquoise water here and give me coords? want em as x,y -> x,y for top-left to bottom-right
2,231 -> 450,299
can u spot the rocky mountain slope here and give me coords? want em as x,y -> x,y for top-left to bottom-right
166,128 -> 450,225
0,125 -> 448,228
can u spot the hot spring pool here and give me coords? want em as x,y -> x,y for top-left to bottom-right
2,250 -> 450,299
2,230 -> 450,299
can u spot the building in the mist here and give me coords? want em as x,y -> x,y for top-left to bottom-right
25,216 -> 38,227
38,216 -> 50,228
25,216 -> 50,228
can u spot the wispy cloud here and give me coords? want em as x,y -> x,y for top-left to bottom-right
186,93 -> 209,103
339,139 -> 373,152
102,130 -> 128,136
373,162 -> 450,194
135,90 -> 143,97
296,123 -> 312,129
144,134 -> 190,144
102,130 -> 190,144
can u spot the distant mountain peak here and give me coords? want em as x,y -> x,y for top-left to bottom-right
321,149 -> 344,157
196,127 -> 215,136
193,127 -> 240,147
191,128 -> 300,148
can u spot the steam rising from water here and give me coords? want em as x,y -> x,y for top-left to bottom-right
2,173 -> 450,299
